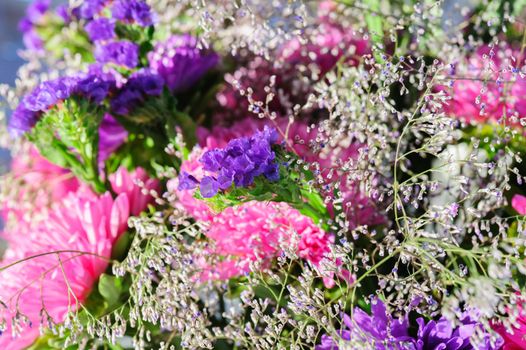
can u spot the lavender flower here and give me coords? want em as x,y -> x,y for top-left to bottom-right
148,35 -> 219,92
178,127 -> 279,198
94,41 -> 139,68
415,313 -> 503,350
316,299 -> 413,350
111,0 -> 154,27
85,18 -> 115,42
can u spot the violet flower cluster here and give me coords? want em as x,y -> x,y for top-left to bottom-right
317,299 -> 503,350
111,69 -> 164,115
148,35 -> 219,92
76,0 -> 154,68
178,126 -> 280,198
9,67 -> 117,137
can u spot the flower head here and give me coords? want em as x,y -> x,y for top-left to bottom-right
316,298 -> 412,350
110,69 -> 164,115
0,167 -> 158,350
179,126 -> 279,198
512,194 -> 526,215
111,0 -> 154,27
416,313 -> 503,350
85,18 -> 116,42
18,0 -> 51,51
94,40 -> 139,68
148,35 -> 219,92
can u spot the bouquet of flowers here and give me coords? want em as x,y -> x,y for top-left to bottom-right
1,0 -> 526,349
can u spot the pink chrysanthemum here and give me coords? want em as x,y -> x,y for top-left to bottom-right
511,194 -> 526,215
2,147 -> 80,224
201,201 -> 333,281
0,167 -> 158,350
168,146 -> 333,280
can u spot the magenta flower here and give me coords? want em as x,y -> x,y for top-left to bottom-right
0,167 -> 158,350
442,45 -> 526,124
492,301 -> 526,350
512,194 -> 526,215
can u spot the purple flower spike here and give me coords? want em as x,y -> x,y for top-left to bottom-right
23,77 -> 77,112
19,0 -> 51,51
177,127 -> 280,198
148,35 -> 219,92
94,41 -> 139,68
85,18 -> 116,42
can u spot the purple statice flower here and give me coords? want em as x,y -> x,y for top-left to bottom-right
74,0 -> 106,20
23,77 -> 78,112
178,172 -> 199,190
415,313 -> 503,350
111,0 -> 154,27
8,105 -> 39,137
85,18 -> 115,42
74,73 -> 116,104
126,69 -> 164,96
18,0 -> 51,51
55,4 -> 71,23
110,69 -> 163,115
24,0 -> 51,23
98,113 -> 128,163
94,40 -> 139,68
111,0 -> 152,26
316,298 -> 413,350
10,67 -> 118,137
148,35 -> 219,92
178,127 -> 279,198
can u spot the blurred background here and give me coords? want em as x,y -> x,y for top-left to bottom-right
0,1 -> 28,85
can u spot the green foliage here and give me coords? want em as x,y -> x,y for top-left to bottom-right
197,147 -> 330,228
98,274 -> 124,308
28,97 -> 108,193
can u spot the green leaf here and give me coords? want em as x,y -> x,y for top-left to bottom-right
364,0 -> 384,62
98,274 -> 123,307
